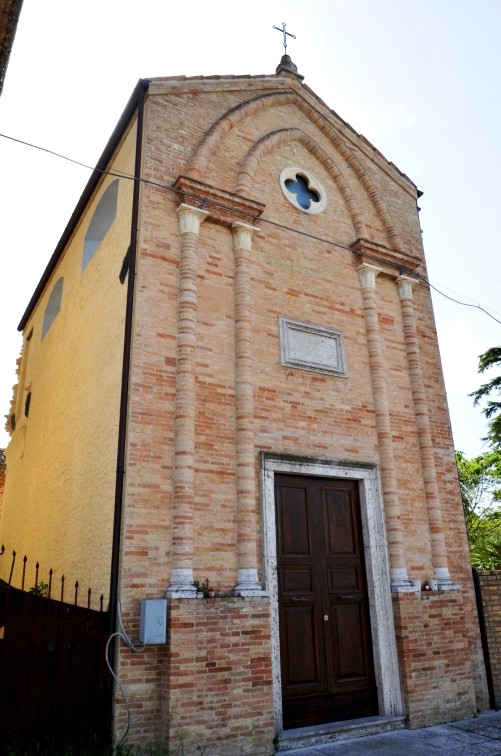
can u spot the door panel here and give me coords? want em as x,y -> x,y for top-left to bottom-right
281,605 -> 322,686
324,492 -> 356,554
328,565 -> 360,592
331,603 -> 369,680
277,484 -> 311,555
282,567 -> 314,593
275,474 -> 378,729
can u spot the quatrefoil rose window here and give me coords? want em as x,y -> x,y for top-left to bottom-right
280,166 -> 327,215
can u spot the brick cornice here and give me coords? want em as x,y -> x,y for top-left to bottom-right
352,237 -> 422,275
173,176 -> 265,227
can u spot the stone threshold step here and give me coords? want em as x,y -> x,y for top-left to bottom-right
278,715 -> 407,752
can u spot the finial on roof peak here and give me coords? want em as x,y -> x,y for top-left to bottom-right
272,22 -> 303,81
276,54 -> 304,81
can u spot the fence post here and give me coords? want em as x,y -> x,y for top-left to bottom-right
472,567 -> 496,708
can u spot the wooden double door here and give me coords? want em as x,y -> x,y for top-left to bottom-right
275,474 -> 378,729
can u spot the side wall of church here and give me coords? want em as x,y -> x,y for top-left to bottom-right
0,121 -> 137,601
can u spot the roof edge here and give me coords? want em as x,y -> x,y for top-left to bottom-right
17,78 -> 150,332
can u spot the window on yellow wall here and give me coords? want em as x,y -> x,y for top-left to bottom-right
41,277 -> 64,340
16,328 -> 33,420
82,179 -> 119,272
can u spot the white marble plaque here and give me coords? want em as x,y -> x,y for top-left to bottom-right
279,317 -> 347,376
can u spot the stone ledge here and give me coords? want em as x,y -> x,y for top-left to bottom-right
278,715 -> 406,752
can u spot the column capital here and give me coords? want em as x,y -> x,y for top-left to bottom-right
356,263 -> 383,289
396,275 -> 419,301
177,203 -> 209,236
231,222 -> 259,251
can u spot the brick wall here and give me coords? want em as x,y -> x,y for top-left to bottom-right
167,598 -> 274,755
115,597 -> 274,754
478,571 -> 501,706
168,598 -> 274,756
392,591 -> 477,728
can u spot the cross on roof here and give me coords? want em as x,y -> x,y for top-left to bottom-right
273,22 -> 296,54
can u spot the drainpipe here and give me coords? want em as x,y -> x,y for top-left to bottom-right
109,79 -> 148,651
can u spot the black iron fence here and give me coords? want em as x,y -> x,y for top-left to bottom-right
0,546 -> 111,753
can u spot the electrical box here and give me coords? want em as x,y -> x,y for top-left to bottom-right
139,598 -> 168,644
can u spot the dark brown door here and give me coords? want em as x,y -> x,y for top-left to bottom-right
275,474 -> 378,729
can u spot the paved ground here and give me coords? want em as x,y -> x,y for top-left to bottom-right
280,710 -> 501,754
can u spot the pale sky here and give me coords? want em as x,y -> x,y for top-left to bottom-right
1,0 -> 500,456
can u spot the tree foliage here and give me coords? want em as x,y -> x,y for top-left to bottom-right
456,449 -> 501,569
470,346 -> 501,449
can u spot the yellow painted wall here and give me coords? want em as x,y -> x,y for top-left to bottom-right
0,118 -> 137,605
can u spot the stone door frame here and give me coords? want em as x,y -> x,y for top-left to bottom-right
261,453 -> 404,732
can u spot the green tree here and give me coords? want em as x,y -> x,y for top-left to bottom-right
456,449 -> 501,569
470,346 -> 501,449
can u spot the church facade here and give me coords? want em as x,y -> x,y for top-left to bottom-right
1,57 -> 488,753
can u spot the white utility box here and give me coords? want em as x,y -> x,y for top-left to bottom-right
139,598 -> 168,644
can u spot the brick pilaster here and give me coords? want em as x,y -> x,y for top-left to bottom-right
166,204 -> 208,598
396,276 -> 455,590
231,223 -> 264,596
357,263 -> 413,592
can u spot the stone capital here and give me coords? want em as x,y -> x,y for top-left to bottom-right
396,275 -> 419,301
231,222 -> 259,251
356,263 -> 383,289
177,204 -> 209,236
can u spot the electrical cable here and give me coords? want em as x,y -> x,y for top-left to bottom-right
104,600 -> 144,748
105,631 -> 131,747
1,130 -> 499,326
0,131 -> 134,181
423,280 -> 501,319
117,597 -> 145,653
427,282 -> 501,325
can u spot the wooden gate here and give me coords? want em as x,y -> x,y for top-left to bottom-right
0,549 -> 111,752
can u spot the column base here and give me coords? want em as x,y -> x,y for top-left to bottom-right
391,567 -> 418,593
434,567 -> 460,591
166,568 -> 198,599
233,568 -> 269,598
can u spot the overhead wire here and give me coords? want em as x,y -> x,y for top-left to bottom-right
1,130 -> 500,326
426,283 -> 501,325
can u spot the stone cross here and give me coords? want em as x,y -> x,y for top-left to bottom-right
273,22 -> 296,54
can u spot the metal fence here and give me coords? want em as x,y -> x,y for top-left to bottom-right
0,546 -> 111,752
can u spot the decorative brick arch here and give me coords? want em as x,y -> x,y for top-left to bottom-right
186,91 -> 404,251
236,127 -> 365,238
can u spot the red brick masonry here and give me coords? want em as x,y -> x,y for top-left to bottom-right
392,591 -> 477,728
167,598 -> 274,755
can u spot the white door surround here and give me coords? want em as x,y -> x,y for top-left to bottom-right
260,453 -> 404,732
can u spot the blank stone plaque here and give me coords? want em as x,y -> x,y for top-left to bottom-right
279,316 -> 347,377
